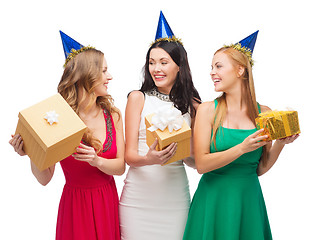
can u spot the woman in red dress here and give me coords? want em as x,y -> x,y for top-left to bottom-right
9,34 -> 125,240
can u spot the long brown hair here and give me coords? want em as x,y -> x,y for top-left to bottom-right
58,48 -> 118,153
211,47 -> 260,150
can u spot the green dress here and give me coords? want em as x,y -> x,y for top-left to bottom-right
183,100 -> 272,240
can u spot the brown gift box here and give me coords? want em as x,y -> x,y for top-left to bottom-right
145,113 -> 191,165
15,93 -> 87,171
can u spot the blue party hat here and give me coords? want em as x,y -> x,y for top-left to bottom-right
155,11 -> 174,40
59,30 -> 94,67
59,31 -> 84,59
237,30 -> 259,54
151,11 -> 182,46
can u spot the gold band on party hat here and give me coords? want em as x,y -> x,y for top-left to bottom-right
150,36 -> 183,46
223,43 -> 254,66
64,45 -> 95,67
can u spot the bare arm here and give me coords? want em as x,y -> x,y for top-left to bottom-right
73,110 -> 126,176
124,91 -> 177,167
194,102 -> 269,174
183,100 -> 201,168
9,134 -> 55,185
31,162 -> 55,186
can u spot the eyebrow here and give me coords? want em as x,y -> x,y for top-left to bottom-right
149,57 -> 170,61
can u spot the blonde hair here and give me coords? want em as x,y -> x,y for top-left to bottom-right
58,48 -> 118,153
211,47 -> 259,149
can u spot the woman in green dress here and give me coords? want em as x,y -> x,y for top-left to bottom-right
183,31 -> 299,240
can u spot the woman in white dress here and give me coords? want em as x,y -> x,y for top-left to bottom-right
119,12 -> 201,240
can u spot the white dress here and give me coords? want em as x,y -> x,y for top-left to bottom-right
119,90 -> 191,240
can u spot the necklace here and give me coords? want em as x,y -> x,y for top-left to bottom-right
146,88 -> 171,102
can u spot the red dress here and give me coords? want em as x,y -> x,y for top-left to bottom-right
56,109 -> 120,240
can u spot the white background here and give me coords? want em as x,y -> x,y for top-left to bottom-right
1,0 -> 314,239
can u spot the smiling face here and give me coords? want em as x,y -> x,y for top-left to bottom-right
148,47 -> 179,94
94,58 -> 112,96
210,51 -> 243,93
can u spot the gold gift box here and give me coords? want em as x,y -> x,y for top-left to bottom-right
145,113 -> 191,165
15,94 -> 87,171
255,110 -> 300,141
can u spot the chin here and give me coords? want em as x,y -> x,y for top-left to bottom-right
96,91 -> 108,97
153,81 -> 166,88
214,88 -> 224,93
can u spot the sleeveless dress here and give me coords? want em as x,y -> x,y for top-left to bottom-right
119,89 -> 191,240
56,109 -> 120,240
183,100 -> 272,240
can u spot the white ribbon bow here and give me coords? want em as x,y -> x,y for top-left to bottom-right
148,106 -> 184,133
44,110 -> 59,125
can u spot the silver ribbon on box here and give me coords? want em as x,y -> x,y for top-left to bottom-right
147,106 -> 184,133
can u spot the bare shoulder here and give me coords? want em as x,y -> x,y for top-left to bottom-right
197,101 -> 215,113
126,90 -> 145,117
127,90 -> 145,103
260,104 -> 272,113
196,101 -> 216,121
